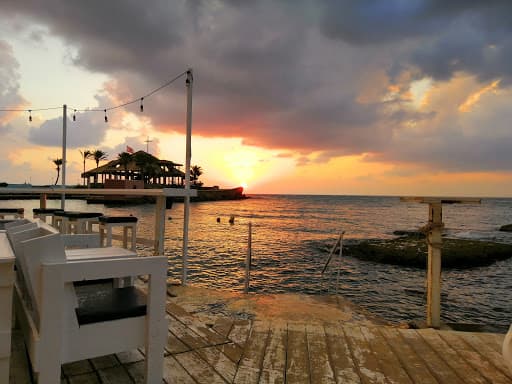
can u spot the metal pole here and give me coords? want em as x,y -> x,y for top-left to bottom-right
182,69 -> 193,285
61,104 -> 67,209
335,231 -> 345,296
245,222 -> 252,293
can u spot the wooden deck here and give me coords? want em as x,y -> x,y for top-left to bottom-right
9,295 -> 511,384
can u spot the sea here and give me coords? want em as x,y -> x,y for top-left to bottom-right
6,194 -> 512,327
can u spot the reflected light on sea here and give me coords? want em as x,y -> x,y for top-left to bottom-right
4,194 -> 512,326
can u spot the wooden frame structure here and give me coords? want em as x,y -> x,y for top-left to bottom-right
400,196 -> 481,328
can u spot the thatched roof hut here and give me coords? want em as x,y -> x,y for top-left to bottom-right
82,150 -> 185,188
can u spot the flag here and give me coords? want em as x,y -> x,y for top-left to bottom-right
126,145 -> 134,154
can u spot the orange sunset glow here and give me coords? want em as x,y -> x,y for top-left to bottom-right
0,2 -> 511,197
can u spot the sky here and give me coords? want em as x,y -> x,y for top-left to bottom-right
1,1 -> 512,197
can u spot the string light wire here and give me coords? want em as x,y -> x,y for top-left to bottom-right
0,70 -> 188,120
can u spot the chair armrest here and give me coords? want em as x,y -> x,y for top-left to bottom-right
61,234 -> 101,248
42,256 -> 167,282
65,247 -> 136,261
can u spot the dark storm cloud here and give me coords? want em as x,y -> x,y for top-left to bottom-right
3,0 -> 512,173
320,0 -> 512,83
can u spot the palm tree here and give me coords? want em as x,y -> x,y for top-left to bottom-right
92,149 -> 108,168
117,152 -> 132,180
79,149 -> 92,186
191,165 -> 203,185
53,158 -> 63,185
133,151 -> 161,185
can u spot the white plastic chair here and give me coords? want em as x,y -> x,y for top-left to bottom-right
13,230 -> 167,383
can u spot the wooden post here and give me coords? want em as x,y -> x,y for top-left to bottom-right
245,222 -> 252,294
40,193 -> 47,209
427,203 -> 443,328
154,196 -> 166,256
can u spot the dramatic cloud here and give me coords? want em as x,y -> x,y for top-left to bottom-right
2,0 -> 512,174
28,112 -> 107,148
0,39 -> 26,128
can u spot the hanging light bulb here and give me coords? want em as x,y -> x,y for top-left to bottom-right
104,109 -> 108,123
73,109 -> 76,121
28,110 -> 32,122
140,97 -> 144,112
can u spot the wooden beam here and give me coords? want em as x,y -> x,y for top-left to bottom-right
400,196 -> 481,204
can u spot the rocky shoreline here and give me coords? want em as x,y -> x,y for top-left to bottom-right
344,232 -> 512,269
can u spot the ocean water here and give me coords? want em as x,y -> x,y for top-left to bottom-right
6,194 -> 512,326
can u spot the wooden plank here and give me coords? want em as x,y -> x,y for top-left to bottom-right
437,331 -> 511,384
196,346 -> 237,383
360,326 -> 412,384
62,360 -> 94,376
324,323 -> 361,383
342,325 -> 387,384
116,350 -> 144,365
169,316 -> 209,351
233,321 -> 271,384
68,373 -> 101,384
259,323 -> 287,384
212,317 -> 234,339
417,329 -> 487,384
455,331 -> 512,381
89,354 -> 119,370
167,303 -> 228,346
399,329 -> 463,384
378,327 -> 438,384
286,323 -> 309,384
174,351 -> 227,384
161,356 -> 198,384
228,319 -> 252,347
97,365 -> 134,383
218,319 -> 252,364
479,332 -> 504,354
400,196 -> 481,204
306,324 -> 335,384
166,330 -> 192,354
217,342 -> 245,365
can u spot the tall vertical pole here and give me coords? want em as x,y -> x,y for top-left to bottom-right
61,104 -> 67,209
245,222 -> 252,293
182,69 -> 193,285
426,203 -> 443,328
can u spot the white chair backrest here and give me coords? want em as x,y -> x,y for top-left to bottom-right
36,220 -> 60,234
4,219 -> 31,229
20,233 -> 66,320
8,227 -> 54,258
6,222 -> 38,237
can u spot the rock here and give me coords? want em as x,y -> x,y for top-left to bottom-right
393,230 -> 425,239
499,224 -> 512,232
344,234 -> 512,269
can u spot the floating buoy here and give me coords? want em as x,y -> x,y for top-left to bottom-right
168,216 -> 172,220
216,217 -> 221,223
229,215 -> 235,224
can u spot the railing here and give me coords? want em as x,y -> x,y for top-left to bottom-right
0,187 -> 197,256
321,231 -> 345,295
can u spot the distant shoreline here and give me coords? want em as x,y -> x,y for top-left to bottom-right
0,186 -> 246,204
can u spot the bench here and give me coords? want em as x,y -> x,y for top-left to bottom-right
0,208 -> 24,219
